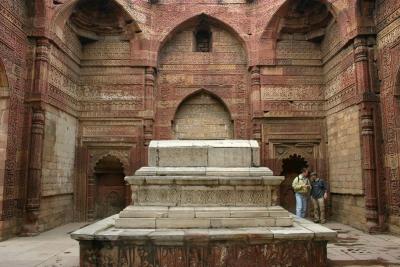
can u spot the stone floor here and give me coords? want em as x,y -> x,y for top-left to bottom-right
0,221 -> 399,267
0,223 -> 86,267
326,222 -> 400,267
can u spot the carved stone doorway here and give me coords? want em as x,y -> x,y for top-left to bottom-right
280,154 -> 309,214
94,155 -> 127,219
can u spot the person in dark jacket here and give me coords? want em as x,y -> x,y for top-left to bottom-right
310,172 -> 328,223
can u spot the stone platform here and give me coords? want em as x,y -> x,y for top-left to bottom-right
72,140 -> 336,266
72,215 -> 336,266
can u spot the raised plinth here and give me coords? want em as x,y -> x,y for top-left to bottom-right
116,140 -> 292,228
72,140 -> 336,266
72,215 -> 336,267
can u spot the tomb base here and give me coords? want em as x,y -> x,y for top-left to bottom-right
72,140 -> 336,266
73,216 -> 334,267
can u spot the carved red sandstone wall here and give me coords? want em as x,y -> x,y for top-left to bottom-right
0,0 -> 398,239
0,0 -> 29,239
376,0 -> 400,234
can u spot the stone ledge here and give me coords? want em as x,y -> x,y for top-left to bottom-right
71,215 -> 337,244
115,217 -> 288,229
133,167 -> 274,177
126,173 -> 281,185
148,140 -> 261,168
118,206 -> 292,223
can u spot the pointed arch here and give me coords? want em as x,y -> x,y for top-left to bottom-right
172,89 -> 234,140
261,0 -> 338,41
0,58 -> 10,202
174,88 -> 233,120
91,151 -> 129,173
157,13 -> 249,65
92,153 -> 127,219
395,67 -> 400,97
0,59 -> 9,93
51,0 -> 143,38
94,154 -> 125,173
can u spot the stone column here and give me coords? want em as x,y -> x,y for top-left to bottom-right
24,107 -> 45,235
144,67 -> 156,164
250,66 -> 261,118
23,37 -> 50,235
354,37 -> 380,232
144,67 -> 156,112
32,38 -> 50,97
250,66 -> 263,165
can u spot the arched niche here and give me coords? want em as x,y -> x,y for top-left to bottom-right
51,0 -> 142,67
93,154 -> 127,219
52,0 -> 141,40
173,90 -> 233,140
0,60 -> 9,179
261,0 -> 337,65
394,68 -> 400,128
156,14 -> 248,140
157,13 -> 248,59
0,60 -> 9,93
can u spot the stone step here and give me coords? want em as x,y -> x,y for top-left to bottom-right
115,216 -> 293,229
119,206 -> 290,218
116,206 -> 293,229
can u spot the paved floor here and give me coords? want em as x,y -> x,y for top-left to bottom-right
0,223 -> 86,267
326,222 -> 400,267
0,221 -> 399,267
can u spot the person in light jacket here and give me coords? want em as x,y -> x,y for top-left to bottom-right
292,168 -> 311,218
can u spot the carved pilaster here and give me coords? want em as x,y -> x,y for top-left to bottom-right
250,66 -> 262,118
144,119 -> 153,147
354,37 -> 370,94
360,106 -> 379,232
24,107 -> 45,235
32,38 -> 50,98
23,37 -> 50,235
354,36 -> 380,232
145,67 -> 156,112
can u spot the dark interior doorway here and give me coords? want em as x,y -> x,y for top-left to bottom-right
280,154 -> 308,214
94,155 -> 126,219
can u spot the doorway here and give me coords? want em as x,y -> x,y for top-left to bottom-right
280,154 -> 308,213
94,155 -> 126,219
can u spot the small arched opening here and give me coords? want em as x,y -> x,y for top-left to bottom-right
93,155 -> 126,219
194,20 -> 212,52
0,60 -> 9,188
173,90 -> 233,140
395,69 -> 400,129
280,154 -> 309,213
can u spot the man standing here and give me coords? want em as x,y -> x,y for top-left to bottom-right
292,168 -> 311,218
310,172 -> 328,223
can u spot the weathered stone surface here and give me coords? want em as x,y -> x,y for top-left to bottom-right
156,218 -> 210,229
72,215 -> 334,266
1,0 -> 398,241
114,218 -> 156,229
168,207 -> 195,218
147,140 -> 262,168
77,238 -> 328,266
210,218 -> 275,228
119,206 -> 168,218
